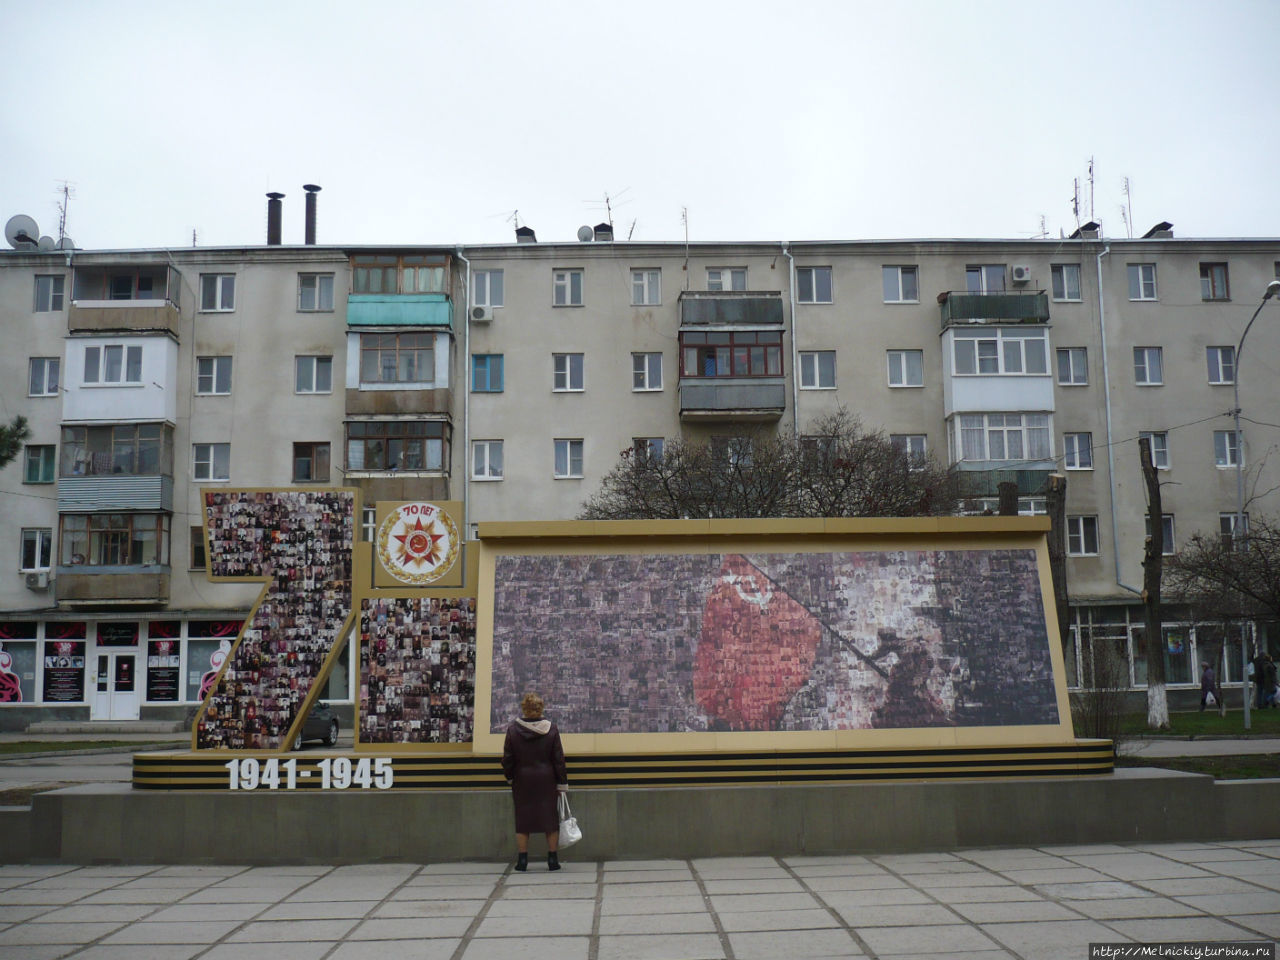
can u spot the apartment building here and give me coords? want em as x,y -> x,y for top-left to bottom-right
2,210 -> 1277,725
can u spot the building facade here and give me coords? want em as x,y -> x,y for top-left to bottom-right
2,215 -> 1278,725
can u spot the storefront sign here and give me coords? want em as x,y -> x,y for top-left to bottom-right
43,641 -> 86,702
146,640 -> 180,701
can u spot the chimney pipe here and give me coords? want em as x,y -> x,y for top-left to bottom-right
266,192 -> 285,245
303,184 -> 321,245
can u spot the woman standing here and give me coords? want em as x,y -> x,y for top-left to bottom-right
501,692 -> 568,871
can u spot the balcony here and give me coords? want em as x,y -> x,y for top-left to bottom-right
58,475 -> 173,513
347,294 -> 452,328
679,379 -> 786,421
938,291 -> 1050,328
953,466 -> 1054,498
69,264 -> 183,336
55,569 -> 170,606
679,291 -> 784,326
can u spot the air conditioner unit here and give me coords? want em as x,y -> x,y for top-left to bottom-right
25,571 -> 49,590
471,305 -> 494,323
1011,264 -> 1032,284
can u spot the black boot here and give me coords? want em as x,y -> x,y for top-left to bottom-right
514,852 -> 528,872
547,851 -> 560,871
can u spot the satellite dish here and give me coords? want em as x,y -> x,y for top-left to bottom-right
576,225 -> 593,242
5,214 -> 39,248
57,237 -> 76,251
37,236 -> 55,251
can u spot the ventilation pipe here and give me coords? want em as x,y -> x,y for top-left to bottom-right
515,226 -> 537,243
266,192 -> 285,245
303,184 -> 321,245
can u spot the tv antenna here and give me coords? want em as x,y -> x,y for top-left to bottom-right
55,181 -> 75,245
1071,178 -> 1081,233
1122,176 -> 1134,238
1087,156 -> 1095,223
583,188 -> 631,228
627,218 -> 637,241
1032,214 -> 1049,239
506,209 -> 521,229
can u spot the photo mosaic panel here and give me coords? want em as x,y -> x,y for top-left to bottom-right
360,597 -> 477,743
490,549 -> 1058,734
196,490 -> 354,750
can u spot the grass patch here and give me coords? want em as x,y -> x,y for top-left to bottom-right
0,740 -> 166,755
1117,754 -> 1280,780
0,784 -> 72,806
1117,707 -> 1280,738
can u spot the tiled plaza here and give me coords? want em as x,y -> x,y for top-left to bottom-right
1,843 -> 1278,960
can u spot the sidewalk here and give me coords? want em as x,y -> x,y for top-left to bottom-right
1,845 -> 1277,960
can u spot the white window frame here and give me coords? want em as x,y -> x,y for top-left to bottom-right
34,275 -> 65,312
965,264 -> 1007,293
1063,432 -> 1093,470
887,349 -> 923,387
631,269 -> 661,306
1207,346 -> 1235,385
1067,515 -> 1100,556
553,353 -> 584,392
795,266 -> 833,304
1214,430 -> 1240,468
799,351 -> 837,389
632,352 -> 662,391
28,357 -> 60,396
474,270 -> 505,308
83,344 -> 143,385
297,273 -> 335,312
956,413 -> 1052,462
707,267 -> 746,291
361,507 -> 377,543
1139,431 -> 1170,469
21,527 -> 53,571
953,329 -> 1049,376
633,437 -> 664,462
1056,347 -> 1088,386
1128,263 -> 1157,301
1145,514 -> 1176,555
1220,513 -> 1249,539
472,440 -> 504,481
1051,264 -> 1082,301
1133,346 -> 1163,385
712,436 -> 753,468
196,356 -> 232,396
200,273 -> 236,312
193,442 -> 230,481
554,438 -> 584,478
890,434 -> 927,469
553,269 -> 583,307
295,355 -> 333,394
882,265 -> 919,303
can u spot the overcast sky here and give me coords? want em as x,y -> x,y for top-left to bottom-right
3,0 -> 1278,251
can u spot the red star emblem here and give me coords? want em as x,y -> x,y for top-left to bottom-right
393,516 -> 445,568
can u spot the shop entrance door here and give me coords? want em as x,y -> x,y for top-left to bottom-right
91,651 -> 140,720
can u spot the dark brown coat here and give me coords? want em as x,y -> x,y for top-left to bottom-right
501,720 -> 568,834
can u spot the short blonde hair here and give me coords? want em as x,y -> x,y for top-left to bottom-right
521,692 -> 544,719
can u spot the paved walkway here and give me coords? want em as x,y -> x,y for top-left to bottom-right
1,844 -> 1278,960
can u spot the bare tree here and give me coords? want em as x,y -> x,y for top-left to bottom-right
580,410 -> 960,521
0,416 -> 30,470
1165,515 -> 1280,623
1139,437 -> 1169,730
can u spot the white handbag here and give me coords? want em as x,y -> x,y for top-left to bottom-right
558,792 -> 582,847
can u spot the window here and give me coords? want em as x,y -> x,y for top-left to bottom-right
1056,347 -> 1088,386
295,356 -> 333,394
34,275 -> 65,312
800,351 -> 836,389
84,344 -> 142,385
796,266 -> 833,303
472,440 -> 503,480
887,349 -> 923,387
473,270 -> 504,308
1051,264 -> 1082,301
351,254 -> 446,294
953,329 -> 1048,376
362,507 -> 377,542
632,269 -> 660,306
881,266 -> 919,303
707,268 -> 746,291
360,333 -> 433,384
1138,431 -> 1169,469
21,528 -> 53,571
711,436 -> 752,467
1063,433 -> 1093,470
680,331 -> 783,377
1200,263 -> 1230,301
554,439 -> 583,478
193,443 -> 230,481
292,443 -> 330,482
196,356 -> 232,395
297,274 -> 335,311
1214,430 -> 1240,468
1145,514 -> 1176,555
1206,346 -> 1235,385
553,353 -> 584,391
61,424 -> 172,477
553,269 -> 583,306
890,434 -> 927,469
59,513 -> 170,567
199,274 -> 236,311
28,357 -> 60,396
472,354 -> 504,393
956,413 -> 1051,462
965,265 -> 1006,293
346,421 -> 447,471
190,526 -> 206,570
1067,516 -> 1100,556
633,437 -> 664,462
1127,264 -> 1157,300
632,353 -> 662,391
1220,513 -> 1249,539
1133,347 -> 1163,385
24,445 -> 55,484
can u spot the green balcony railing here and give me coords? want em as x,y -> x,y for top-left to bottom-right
939,291 -> 1050,328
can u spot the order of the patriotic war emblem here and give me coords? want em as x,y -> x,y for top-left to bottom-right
377,504 -> 459,585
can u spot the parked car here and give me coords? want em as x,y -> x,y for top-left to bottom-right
292,702 -> 340,750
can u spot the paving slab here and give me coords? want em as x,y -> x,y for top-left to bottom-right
816,887 -> 935,907
595,932 -> 727,960
1105,915 -> 1266,940
329,942 -> 458,960
831,903 -> 961,927
202,945 -> 337,960
727,928 -> 864,958
345,916 -> 473,939
599,912 -> 717,934
1066,897 -> 1205,920
978,918 -> 1130,960
856,922 -> 1000,955
715,908 -> 841,931
474,911 -> 595,936
60,946 -> 205,960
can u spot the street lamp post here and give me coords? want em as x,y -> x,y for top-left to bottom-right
1232,279 -> 1280,730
